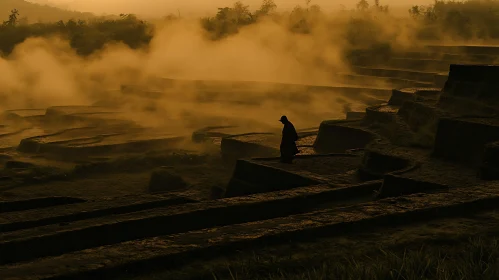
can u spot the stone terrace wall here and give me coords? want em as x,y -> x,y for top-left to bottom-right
442,64 -> 499,106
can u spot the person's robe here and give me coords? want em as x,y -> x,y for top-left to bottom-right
280,122 -> 299,156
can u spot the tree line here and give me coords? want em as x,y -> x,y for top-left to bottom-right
1,0 -> 499,56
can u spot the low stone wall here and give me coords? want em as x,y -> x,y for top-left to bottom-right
1,194 -> 195,233
0,184 -> 377,265
44,106 -> 119,117
434,74 -> 448,88
346,111 -> 366,120
433,118 -> 499,166
443,64 -> 499,106
191,126 -> 237,143
0,197 -> 85,213
437,95 -> 498,117
386,58 -> 452,72
314,121 -> 377,154
148,167 -> 190,193
397,101 -> 442,146
377,174 -> 449,198
388,88 -> 441,106
2,109 -> 45,121
351,66 -> 438,83
4,182 -> 499,279
479,141 -> 499,180
426,45 -> 499,56
220,133 -> 280,161
225,159 -> 321,197
365,104 -> 398,123
17,127 -> 185,158
359,149 -> 414,179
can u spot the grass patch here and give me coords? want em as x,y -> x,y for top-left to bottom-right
228,238 -> 499,280
125,236 -> 499,280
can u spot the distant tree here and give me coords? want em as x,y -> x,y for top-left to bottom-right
3,9 -> 20,26
232,1 -> 253,24
356,0 -> 369,11
409,5 -> 437,22
201,1 -> 255,40
409,5 -> 421,18
373,0 -> 389,13
310,4 -> 321,13
255,0 -> 277,16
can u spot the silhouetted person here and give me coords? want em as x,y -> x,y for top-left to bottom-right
279,115 -> 299,163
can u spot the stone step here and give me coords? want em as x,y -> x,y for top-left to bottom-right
0,127 -> 46,152
44,106 -> 121,118
425,45 -> 499,56
359,149 -> 416,180
433,118 -> 499,166
479,164 -> 499,180
437,95 -> 499,117
17,126 -> 186,158
388,88 -> 441,106
313,120 -> 380,154
443,64 -> 499,106
220,133 -> 280,161
393,51 -> 497,62
397,101 -> 444,134
354,56 -> 497,73
351,66 -> 441,83
346,111 -> 366,120
377,174 -> 449,198
347,46 -> 499,59
220,131 -> 318,162
0,196 -> 85,213
336,73 -> 435,88
365,104 -> 399,123
483,141 -> 499,169
225,154 -> 364,197
359,58 -> 454,72
191,126 -> 245,143
2,182 -> 499,280
2,109 -> 45,121
0,194 -> 195,233
434,74 -> 448,88
0,183 -> 381,265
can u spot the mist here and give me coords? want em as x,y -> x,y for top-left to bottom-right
0,0 -> 491,136
0,16 -> 352,131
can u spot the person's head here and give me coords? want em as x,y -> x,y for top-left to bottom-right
279,115 -> 289,124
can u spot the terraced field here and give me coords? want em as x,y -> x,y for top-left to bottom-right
1,45 -> 499,279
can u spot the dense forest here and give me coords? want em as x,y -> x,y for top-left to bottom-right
1,0 -> 499,56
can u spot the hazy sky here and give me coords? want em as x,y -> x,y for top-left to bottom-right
29,0 -> 435,17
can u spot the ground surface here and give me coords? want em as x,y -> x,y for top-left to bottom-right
1,45 -> 499,280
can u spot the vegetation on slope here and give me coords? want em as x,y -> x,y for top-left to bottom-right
0,12 -> 150,56
1,0 -> 499,57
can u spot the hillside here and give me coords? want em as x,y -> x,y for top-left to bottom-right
0,0 -> 95,23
